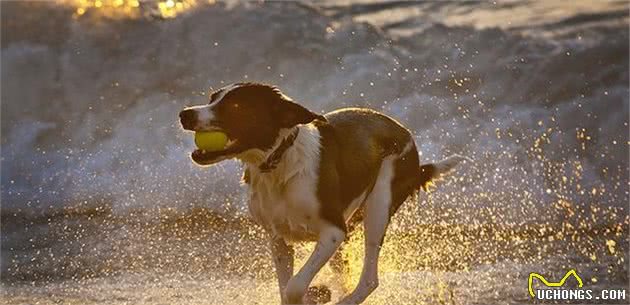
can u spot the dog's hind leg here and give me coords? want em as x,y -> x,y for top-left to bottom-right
336,156 -> 399,305
337,152 -> 417,304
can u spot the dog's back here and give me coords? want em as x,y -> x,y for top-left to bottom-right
315,108 -> 419,226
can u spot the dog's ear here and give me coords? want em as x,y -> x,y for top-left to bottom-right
276,99 -> 325,127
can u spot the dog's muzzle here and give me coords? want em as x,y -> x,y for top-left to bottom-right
179,109 -> 197,131
179,108 -> 241,166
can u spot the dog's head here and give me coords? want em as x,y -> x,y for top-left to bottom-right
179,83 -> 323,166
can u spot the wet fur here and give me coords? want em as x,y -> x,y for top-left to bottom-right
179,83 -> 466,304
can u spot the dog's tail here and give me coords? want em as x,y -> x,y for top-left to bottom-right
418,154 -> 470,192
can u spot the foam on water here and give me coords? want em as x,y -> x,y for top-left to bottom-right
2,1 -> 627,221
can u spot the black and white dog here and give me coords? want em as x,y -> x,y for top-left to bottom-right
179,83 -> 466,305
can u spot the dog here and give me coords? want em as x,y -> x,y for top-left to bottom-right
179,83 -> 466,304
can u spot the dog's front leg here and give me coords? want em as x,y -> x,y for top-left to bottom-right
285,225 -> 345,304
270,237 -> 294,305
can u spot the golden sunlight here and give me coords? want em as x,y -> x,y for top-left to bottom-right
60,0 -> 209,19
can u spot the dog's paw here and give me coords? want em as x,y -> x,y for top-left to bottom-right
304,285 -> 332,304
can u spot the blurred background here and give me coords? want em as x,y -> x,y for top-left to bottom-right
1,1 -> 628,304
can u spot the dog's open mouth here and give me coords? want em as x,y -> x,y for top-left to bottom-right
190,138 -> 239,165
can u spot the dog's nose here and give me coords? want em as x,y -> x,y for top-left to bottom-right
179,109 -> 197,130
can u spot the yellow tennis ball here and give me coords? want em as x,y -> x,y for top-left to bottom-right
194,131 -> 228,151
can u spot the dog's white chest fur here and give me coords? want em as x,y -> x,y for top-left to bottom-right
245,124 -> 324,241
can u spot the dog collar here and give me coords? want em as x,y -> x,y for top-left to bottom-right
259,128 -> 299,173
